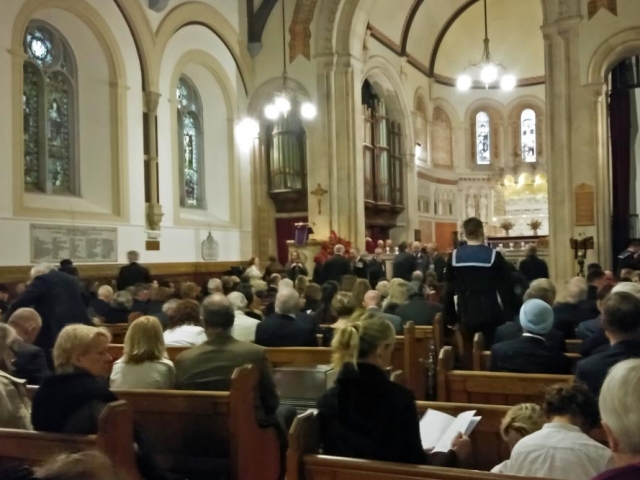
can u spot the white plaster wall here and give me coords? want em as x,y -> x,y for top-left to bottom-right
0,1 -> 251,265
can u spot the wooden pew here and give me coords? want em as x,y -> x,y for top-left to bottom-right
98,323 -> 128,344
438,346 -> 573,405
566,339 -> 582,354
472,333 -> 581,373
107,315 -> 444,400
113,364 -> 281,480
287,409 -> 545,480
415,402 -> 606,472
0,401 -> 142,480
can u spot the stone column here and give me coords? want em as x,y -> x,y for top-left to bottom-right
543,0 -> 602,281
313,53 -> 366,248
144,91 -> 164,232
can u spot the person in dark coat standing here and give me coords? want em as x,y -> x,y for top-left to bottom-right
116,251 -> 151,291
7,264 -> 90,368
575,291 -> 640,397
322,245 -> 351,286
427,244 -> 447,283
350,248 -> 369,280
368,248 -> 387,288
412,242 -> 430,277
490,299 -> 571,375
518,244 -> 549,282
443,217 -> 514,365
392,242 -> 417,282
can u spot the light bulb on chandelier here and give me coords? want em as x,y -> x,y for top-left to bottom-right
456,75 -> 472,91
300,102 -> 317,120
500,74 -> 516,91
274,96 -> 291,114
480,63 -> 498,85
264,103 -> 279,120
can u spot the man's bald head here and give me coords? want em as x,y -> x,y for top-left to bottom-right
8,308 -> 42,344
201,293 -> 234,331
363,290 -> 381,309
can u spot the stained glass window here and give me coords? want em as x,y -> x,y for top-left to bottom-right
521,108 -> 537,162
177,76 -> 205,208
23,22 -> 77,194
476,111 -> 490,165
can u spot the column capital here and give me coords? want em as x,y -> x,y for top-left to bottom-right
144,91 -> 162,113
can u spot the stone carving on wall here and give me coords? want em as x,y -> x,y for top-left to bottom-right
479,194 -> 489,222
289,0 -> 319,62
432,107 -> 453,168
466,194 -> 476,218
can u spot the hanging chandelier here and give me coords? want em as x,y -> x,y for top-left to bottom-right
263,0 -> 317,120
456,0 -> 516,91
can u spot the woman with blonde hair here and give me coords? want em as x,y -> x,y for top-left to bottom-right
350,278 -> 372,316
317,312 -> 470,466
383,278 -> 409,315
295,275 -> 310,298
0,323 -> 31,430
320,292 -> 355,346
491,403 -> 546,473
32,324 -> 175,480
110,316 -> 175,389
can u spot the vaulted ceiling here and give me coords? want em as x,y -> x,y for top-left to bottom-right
366,0 -> 545,86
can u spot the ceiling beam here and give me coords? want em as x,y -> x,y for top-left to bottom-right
400,0 -> 424,55
247,0 -> 279,57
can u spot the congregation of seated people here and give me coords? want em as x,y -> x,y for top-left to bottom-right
3,239 -> 640,480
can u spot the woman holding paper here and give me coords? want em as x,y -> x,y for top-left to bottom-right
316,312 -> 471,466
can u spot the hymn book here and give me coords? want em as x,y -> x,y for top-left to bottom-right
419,409 -> 481,452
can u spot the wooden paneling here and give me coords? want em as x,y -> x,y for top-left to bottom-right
0,261 -> 241,284
434,222 -> 457,252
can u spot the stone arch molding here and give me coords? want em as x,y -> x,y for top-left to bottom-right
587,27 -> 640,84
11,0 -> 129,221
362,55 -> 415,158
167,49 -> 240,229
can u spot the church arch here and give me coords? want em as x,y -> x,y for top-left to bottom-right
154,2 -> 254,95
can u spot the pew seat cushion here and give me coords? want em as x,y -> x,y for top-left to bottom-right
317,362 -> 456,467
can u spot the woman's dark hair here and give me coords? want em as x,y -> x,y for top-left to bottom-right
169,299 -> 202,329
543,383 -> 600,431
314,281 -> 340,324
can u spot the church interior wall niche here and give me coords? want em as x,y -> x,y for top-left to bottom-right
431,106 -> 453,169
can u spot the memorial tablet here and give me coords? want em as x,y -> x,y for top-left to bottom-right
31,224 -> 117,263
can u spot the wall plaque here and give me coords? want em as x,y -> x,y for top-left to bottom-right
575,183 -> 595,226
30,224 -> 118,263
201,232 -> 219,261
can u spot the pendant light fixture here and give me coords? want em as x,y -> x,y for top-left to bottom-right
263,0 -> 317,120
456,0 -> 516,91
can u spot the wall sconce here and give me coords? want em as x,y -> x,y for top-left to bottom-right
415,142 -> 422,157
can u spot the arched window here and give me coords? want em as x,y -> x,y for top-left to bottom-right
23,22 -> 77,194
521,108 -> 536,162
177,75 -> 205,208
475,111 -> 490,164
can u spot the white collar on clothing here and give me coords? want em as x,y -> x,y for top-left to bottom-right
0,370 -> 27,385
542,422 -> 582,433
522,333 -> 546,341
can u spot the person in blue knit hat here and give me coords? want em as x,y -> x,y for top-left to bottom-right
489,298 -> 572,374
